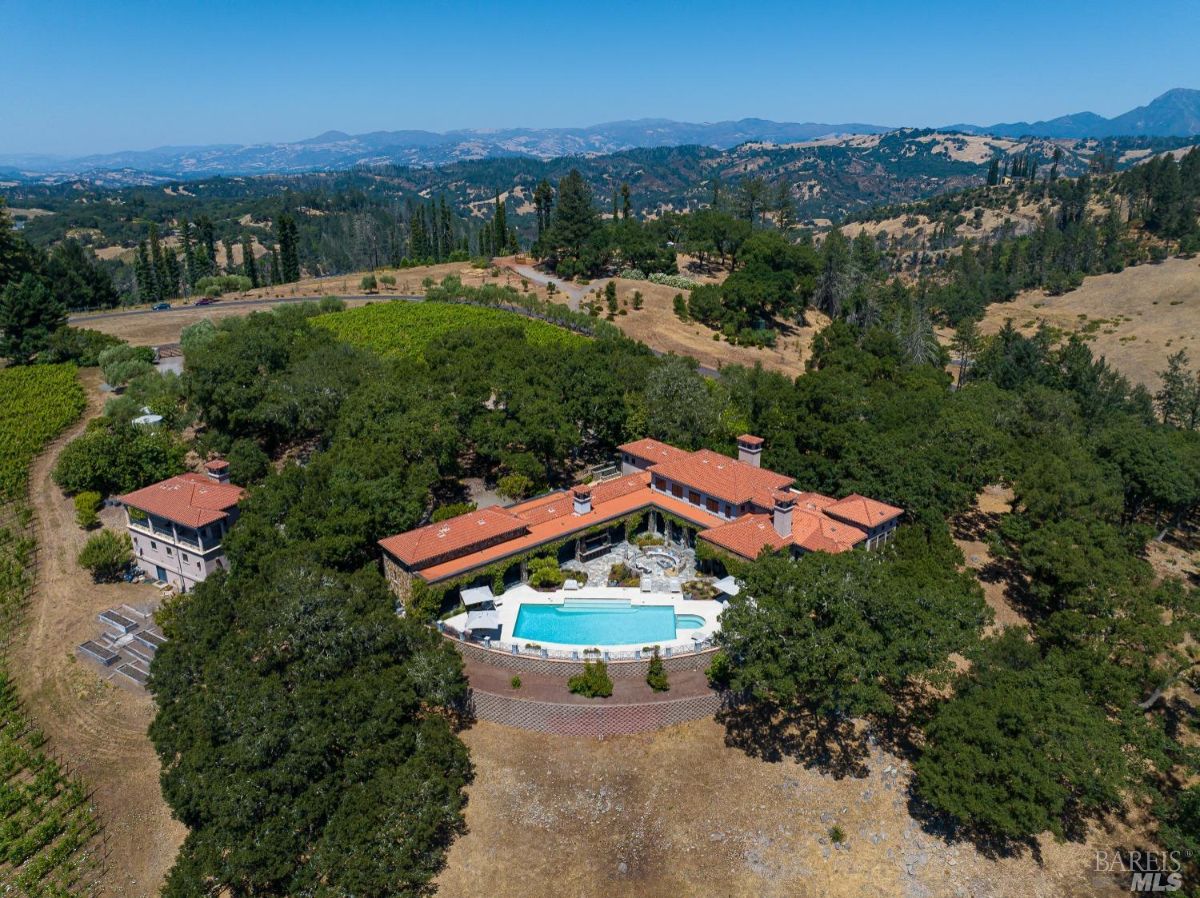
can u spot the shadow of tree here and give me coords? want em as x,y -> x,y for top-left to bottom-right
715,699 -> 872,778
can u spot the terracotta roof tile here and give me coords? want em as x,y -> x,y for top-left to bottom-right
651,449 -> 793,505
823,494 -> 903,529
790,509 -> 866,554
618,438 -> 690,465
378,507 -> 528,568
119,473 -> 244,529
699,514 -> 789,559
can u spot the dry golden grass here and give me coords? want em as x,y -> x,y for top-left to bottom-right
977,255 -> 1200,388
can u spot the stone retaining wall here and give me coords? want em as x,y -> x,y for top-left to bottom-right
450,636 -> 718,679
470,688 -> 722,736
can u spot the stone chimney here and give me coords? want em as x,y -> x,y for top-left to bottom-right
204,459 -> 231,484
572,484 -> 593,516
737,434 -> 764,468
772,490 -> 795,537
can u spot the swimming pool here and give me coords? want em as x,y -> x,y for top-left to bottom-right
513,599 -> 700,646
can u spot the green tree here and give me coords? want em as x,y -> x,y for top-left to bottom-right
545,169 -> 598,269
148,561 -> 471,897
77,529 -> 132,581
74,490 -> 102,528
0,273 -> 66,363
241,234 -> 259,288
914,631 -> 1127,842
46,239 -> 118,311
277,214 -> 300,283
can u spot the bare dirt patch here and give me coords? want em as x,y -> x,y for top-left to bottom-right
951,485 -> 1025,633
977,256 -> 1200,389
11,368 -> 183,897
437,718 -> 1132,897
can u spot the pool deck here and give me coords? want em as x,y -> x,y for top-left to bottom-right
444,584 -> 724,654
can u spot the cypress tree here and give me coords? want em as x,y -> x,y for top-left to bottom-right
162,248 -> 181,298
270,247 -> 282,286
135,240 -> 159,302
493,193 -> 508,254
277,214 -> 300,282
224,239 -> 236,274
148,223 -> 169,291
180,218 -> 197,289
241,234 -> 259,287
621,183 -> 632,219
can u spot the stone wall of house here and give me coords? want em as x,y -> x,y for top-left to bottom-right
469,688 -> 721,736
449,637 -> 718,679
382,555 -> 414,603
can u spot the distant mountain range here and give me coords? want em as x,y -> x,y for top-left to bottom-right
1,90 -> 1197,182
950,88 -> 1200,139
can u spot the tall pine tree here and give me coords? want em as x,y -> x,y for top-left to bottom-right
241,234 -> 259,287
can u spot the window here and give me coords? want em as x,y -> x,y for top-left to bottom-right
724,503 -> 733,517
671,483 -> 683,498
166,547 -> 172,556
654,476 -> 666,491
197,562 -> 202,570
689,490 -> 701,505
706,497 -> 718,512
150,541 -> 157,550
182,552 -> 189,562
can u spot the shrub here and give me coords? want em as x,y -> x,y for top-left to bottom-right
497,473 -> 535,500
510,676 -> 522,690
632,290 -> 644,310
74,490 -> 102,528
608,562 -> 640,587
672,293 -> 689,321
568,661 -> 613,698
646,649 -> 670,692
318,296 -> 345,313
78,529 -> 131,581
648,272 -> 697,289
360,274 -> 378,291
99,344 -> 155,388
617,268 -> 647,281
378,275 -> 396,287
195,274 -> 252,295
527,556 -> 567,589
40,327 -> 124,366
432,501 -> 477,523
829,825 -> 846,844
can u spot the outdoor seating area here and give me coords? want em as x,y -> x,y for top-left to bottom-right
562,538 -> 698,590
76,603 -> 167,689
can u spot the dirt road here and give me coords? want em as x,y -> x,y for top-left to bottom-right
12,368 -> 183,897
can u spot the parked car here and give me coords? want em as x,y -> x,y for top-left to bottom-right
151,302 -> 171,311
194,297 -> 217,306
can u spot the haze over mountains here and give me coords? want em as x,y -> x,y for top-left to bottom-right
3,89 -> 1197,181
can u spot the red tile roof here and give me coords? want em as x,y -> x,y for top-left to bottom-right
737,434 -> 764,446
618,438 -> 690,466
119,473 -> 245,529
700,514 -> 789,558
651,449 -> 794,505
823,494 -> 903,529
789,508 -> 866,554
378,507 -> 529,568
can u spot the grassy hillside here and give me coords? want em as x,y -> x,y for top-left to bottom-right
313,300 -> 586,361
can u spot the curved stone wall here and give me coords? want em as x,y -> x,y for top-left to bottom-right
449,636 -> 719,679
469,688 -> 722,736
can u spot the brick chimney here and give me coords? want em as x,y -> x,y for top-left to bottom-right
204,459 -> 230,484
772,490 -> 795,537
737,434 -> 764,468
572,484 -> 593,516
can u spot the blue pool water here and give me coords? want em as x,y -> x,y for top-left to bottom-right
513,599 -> 696,646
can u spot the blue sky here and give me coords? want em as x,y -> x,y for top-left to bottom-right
5,0 -> 1199,155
